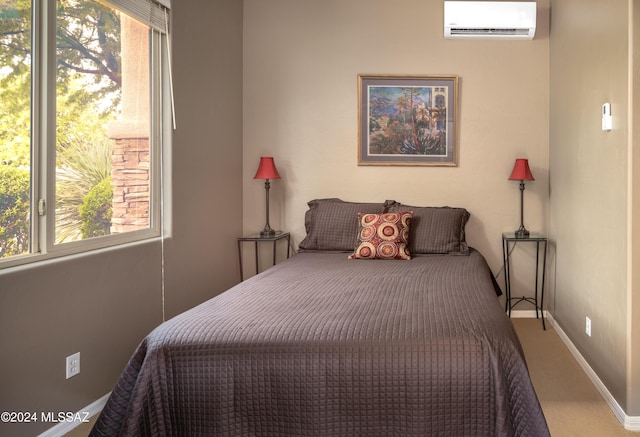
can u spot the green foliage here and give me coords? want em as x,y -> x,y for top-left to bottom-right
79,176 -> 112,238
0,0 -> 31,168
56,136 -> 112,242
56,0 -> 122,91
1,0 -> 121,91
0,164 -> 29,257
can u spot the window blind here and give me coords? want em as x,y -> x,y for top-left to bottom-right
101,0 -> 170,33
100,0 -> 176,128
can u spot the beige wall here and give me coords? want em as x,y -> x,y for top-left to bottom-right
0,245 -> 164,437
163,0 -> 244,318
631,0 -> 640,415
0,1 -> 244,436
549,0 -> 639,415
243,0 -> 550,300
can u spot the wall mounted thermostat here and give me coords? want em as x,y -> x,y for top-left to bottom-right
602,103 -> 612,131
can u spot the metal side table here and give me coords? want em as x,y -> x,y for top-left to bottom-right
502,232 -> 548,330
237,232 -> 290,281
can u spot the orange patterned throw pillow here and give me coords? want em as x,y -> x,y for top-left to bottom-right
348,211 -> 413,260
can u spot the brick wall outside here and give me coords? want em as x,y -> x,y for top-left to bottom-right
111,138 -> 150,233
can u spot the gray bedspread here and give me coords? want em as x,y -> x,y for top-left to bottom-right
91,250 -> 549,436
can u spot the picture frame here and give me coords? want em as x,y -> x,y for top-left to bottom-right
358,74 -> 458,166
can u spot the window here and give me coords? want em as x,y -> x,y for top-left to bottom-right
0,1 -> 32,259
0,0 -> 170,267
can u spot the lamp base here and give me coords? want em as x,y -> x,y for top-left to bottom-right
260,227 -> 276,237
260,178 -> 276,238
514,228 -> 530,239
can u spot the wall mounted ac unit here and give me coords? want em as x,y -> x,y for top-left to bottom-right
444,1 -> 537,40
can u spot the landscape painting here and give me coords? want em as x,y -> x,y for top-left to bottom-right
358,75 -> 458,166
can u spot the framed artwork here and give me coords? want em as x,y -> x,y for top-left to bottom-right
358,74 -> 458,166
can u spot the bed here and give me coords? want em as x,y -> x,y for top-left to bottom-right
90,199 -> 550,437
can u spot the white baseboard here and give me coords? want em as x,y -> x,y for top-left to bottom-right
545,314 -> 640,432
37,392 -> 110,437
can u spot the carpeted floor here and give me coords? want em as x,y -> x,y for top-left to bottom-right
64,318 -> 636,437
512,317 -> 636,436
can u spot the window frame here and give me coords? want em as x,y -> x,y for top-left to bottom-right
0,0 -> 170,270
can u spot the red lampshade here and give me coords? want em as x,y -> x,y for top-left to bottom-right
508,158 -> 535,181
254,157 -> 281,180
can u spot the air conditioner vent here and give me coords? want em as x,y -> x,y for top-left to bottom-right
450,28 -> 532,36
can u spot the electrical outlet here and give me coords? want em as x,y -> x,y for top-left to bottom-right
66,352 -> 80,379
585,317 -> 592,337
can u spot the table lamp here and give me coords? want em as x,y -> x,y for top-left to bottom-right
508,158 -> 535,238
254,157 -> 281,237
